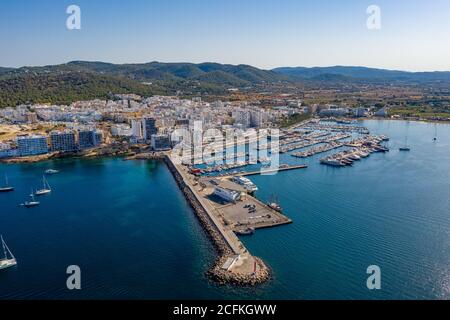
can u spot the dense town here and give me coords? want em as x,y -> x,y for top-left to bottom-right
0,92 -> 417,161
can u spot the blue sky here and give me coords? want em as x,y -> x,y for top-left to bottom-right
0,0 -> 449,71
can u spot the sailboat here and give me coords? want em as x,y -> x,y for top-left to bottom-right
400,123 -> 411,151
0,174 -> 14,192
267,194 -> 283,212
399,136 -> 410,151
34,176 -> 51,196
21,191 -> 40,208
433,124 -> 438,141
0,235 -> 17,270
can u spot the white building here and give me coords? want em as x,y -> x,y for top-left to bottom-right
111,124 -> 132,137
213,187 -> 241,203
17,135 -> 49,156
131,119 -> 144,142
232,109 -> 251,128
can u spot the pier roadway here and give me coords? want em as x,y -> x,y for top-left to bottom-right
220,164 -> 308,178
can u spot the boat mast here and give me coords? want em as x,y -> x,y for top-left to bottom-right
44,176 -> 51,190
1,236 -> 15,260
1,235 -> 7,260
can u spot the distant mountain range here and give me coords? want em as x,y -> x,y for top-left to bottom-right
1,61 -> 449,108
272,66 -> 450,82
2,61 -> 288,86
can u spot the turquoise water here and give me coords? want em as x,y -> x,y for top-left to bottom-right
0,120 -> 449,299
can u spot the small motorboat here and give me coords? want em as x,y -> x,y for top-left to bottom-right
45,169 -> 59,175
21,192 -> 40,208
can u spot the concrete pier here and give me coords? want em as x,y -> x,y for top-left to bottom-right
127,153 -> 292,285
223,164 -> 308,178
163,156 -> 286,285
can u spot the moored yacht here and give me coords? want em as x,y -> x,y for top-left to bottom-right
231,176 -> 258,193
347,154 -> 361,161
320,158 -> 345,167
34,176 -> 51,196
0,235 -> 17,271
21,192 -> 40,208
0,174 -> 14,192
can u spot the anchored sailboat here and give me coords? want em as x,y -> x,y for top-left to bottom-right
0,235 -> 17,270
34,176 -> 51,196
399,136 -> 410,151
21,190 -> 40,208
267,194 -> 283,212
400,123 -> 411,151
0,174 -> 14,192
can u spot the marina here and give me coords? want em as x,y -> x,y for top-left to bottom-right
231,164 -> 308,177
279,133 -> 351,153
291,141 -> 345,158
34,176 -> 51,196
319,135 -> 389,167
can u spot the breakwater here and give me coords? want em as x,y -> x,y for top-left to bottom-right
163,156 -> 270,286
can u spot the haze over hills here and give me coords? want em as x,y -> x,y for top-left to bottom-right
1,61 -> 449,108
273,66 -> 450,82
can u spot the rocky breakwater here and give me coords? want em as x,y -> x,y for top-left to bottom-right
207,256 -> 270,286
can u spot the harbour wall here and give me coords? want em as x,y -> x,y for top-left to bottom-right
163,156 -> 270,286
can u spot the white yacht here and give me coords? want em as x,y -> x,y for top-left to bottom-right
34,176 -> 51,196
320,158 -> 345,167
0,174 -> 14,192
45,169 -> 59,175
348,154 -> 361,161
0,236 -> 17,270
232,176 -> 258,193
22,192 -> 40,208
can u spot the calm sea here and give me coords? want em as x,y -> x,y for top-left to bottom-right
0,120 -> 449,299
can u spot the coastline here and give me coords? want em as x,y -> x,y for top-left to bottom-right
0,145 -> 135,164
360,116 -> 450,124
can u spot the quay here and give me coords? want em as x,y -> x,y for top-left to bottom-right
224,164 -> 308,178
163,155 -> 292,285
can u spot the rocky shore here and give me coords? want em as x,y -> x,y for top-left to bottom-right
163,156 -> 271,286
207,256 -> 270,286
0,145 -> 133,164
